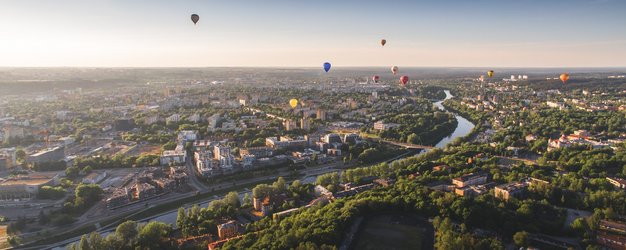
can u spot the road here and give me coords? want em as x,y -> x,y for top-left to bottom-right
185,155 -> 209,191
39,162 -> 348,250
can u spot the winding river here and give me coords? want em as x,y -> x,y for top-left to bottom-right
51,90 -> 475,249
434,90 -> 476,148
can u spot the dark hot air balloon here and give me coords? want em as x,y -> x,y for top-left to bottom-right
191,14 -> 199,25
381,39 -> 386,46
323,62 -> 331,72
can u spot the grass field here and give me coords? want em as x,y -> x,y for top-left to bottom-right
352,214 -> 424,250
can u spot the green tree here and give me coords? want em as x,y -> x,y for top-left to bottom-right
78,234 -> 91,250
137,221 -> 172,249
224,191 -> 241,208
81,166 -> 93,174
65,166 -> 80,178
176,207 -> 187,237
243,193 -> 252,207
513,231 -> 529,247
115,221 -> 138,245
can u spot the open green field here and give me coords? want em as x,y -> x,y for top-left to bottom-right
352,214 -> 430,250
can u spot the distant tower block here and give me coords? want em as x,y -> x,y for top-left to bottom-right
301,117 -> 310,130
316,109 -> 327,121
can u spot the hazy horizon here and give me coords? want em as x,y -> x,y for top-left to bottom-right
1,0 -> 626,68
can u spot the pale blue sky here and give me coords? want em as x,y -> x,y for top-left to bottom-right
0,0 -> 625,67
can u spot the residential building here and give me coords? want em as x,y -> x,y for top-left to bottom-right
27,146 -> 65,164
239,147 -> 273,158
187,113 -> 201,123
241,154 -> 255,168
283,119 -> 297,131
106,188 -> 130,208
494,181 -> 528,201
452,172 -> 489,188
214,145 -> 234,169
3,126 -> 25,139
195,150 -> 216,177
300,117 -> 310,130
373,121 -> 401,130
607,177 -> 626,189
133,182 -> 157,200
0,156 -> 7,171
217,221 -> 239,240
316,109 -> 327,121
166,114 -> 181,125
160,149 -> 186,165
154,178 -> 177,192
343,133 -> 359,144
177,130 -> 199,142
323,133 -> 342,144
0,147 -> 16,168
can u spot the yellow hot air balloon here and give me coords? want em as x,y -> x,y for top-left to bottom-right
487,70 -> 494,78
560,73 -> 569,84
289,99 -> 298,108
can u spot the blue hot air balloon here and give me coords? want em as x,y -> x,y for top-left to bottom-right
323,62 -> 331,72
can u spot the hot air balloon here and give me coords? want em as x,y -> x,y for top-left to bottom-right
381,39 -> 386,46
487,70 -> 494,78
289,99 -> 298,108
560,73 -> 569,84
191,14 -> 199,25
400,76 -> 409,86
323,62 -> 331,73
372,75 -> 380,83
391,66 -> 399,75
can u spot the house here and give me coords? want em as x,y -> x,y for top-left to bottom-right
455,183 -> 494,198
133,182 -> 157,200
452,172 -> 489,188
606,177 -> 626,189
433,165 -> 450,172
373,121 -> 400,130
525,134 -> 537,142
217,221 -> 239,240
166,114 -> 181,125
160,149 -> 186,165
494,181 -> 528,201
106,188 -> 130,209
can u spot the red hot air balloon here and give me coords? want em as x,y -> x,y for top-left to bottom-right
191,14 -> 199,25
400,76 -> 409,86
381,39 -> 387,46
372,75 -> 380,83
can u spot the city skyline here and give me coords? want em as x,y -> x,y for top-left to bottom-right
1,0 -> 625,67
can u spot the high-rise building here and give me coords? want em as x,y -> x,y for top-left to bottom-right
283,120 -> 297,131
300,117 -> 310,130
316,109 -> 326,121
